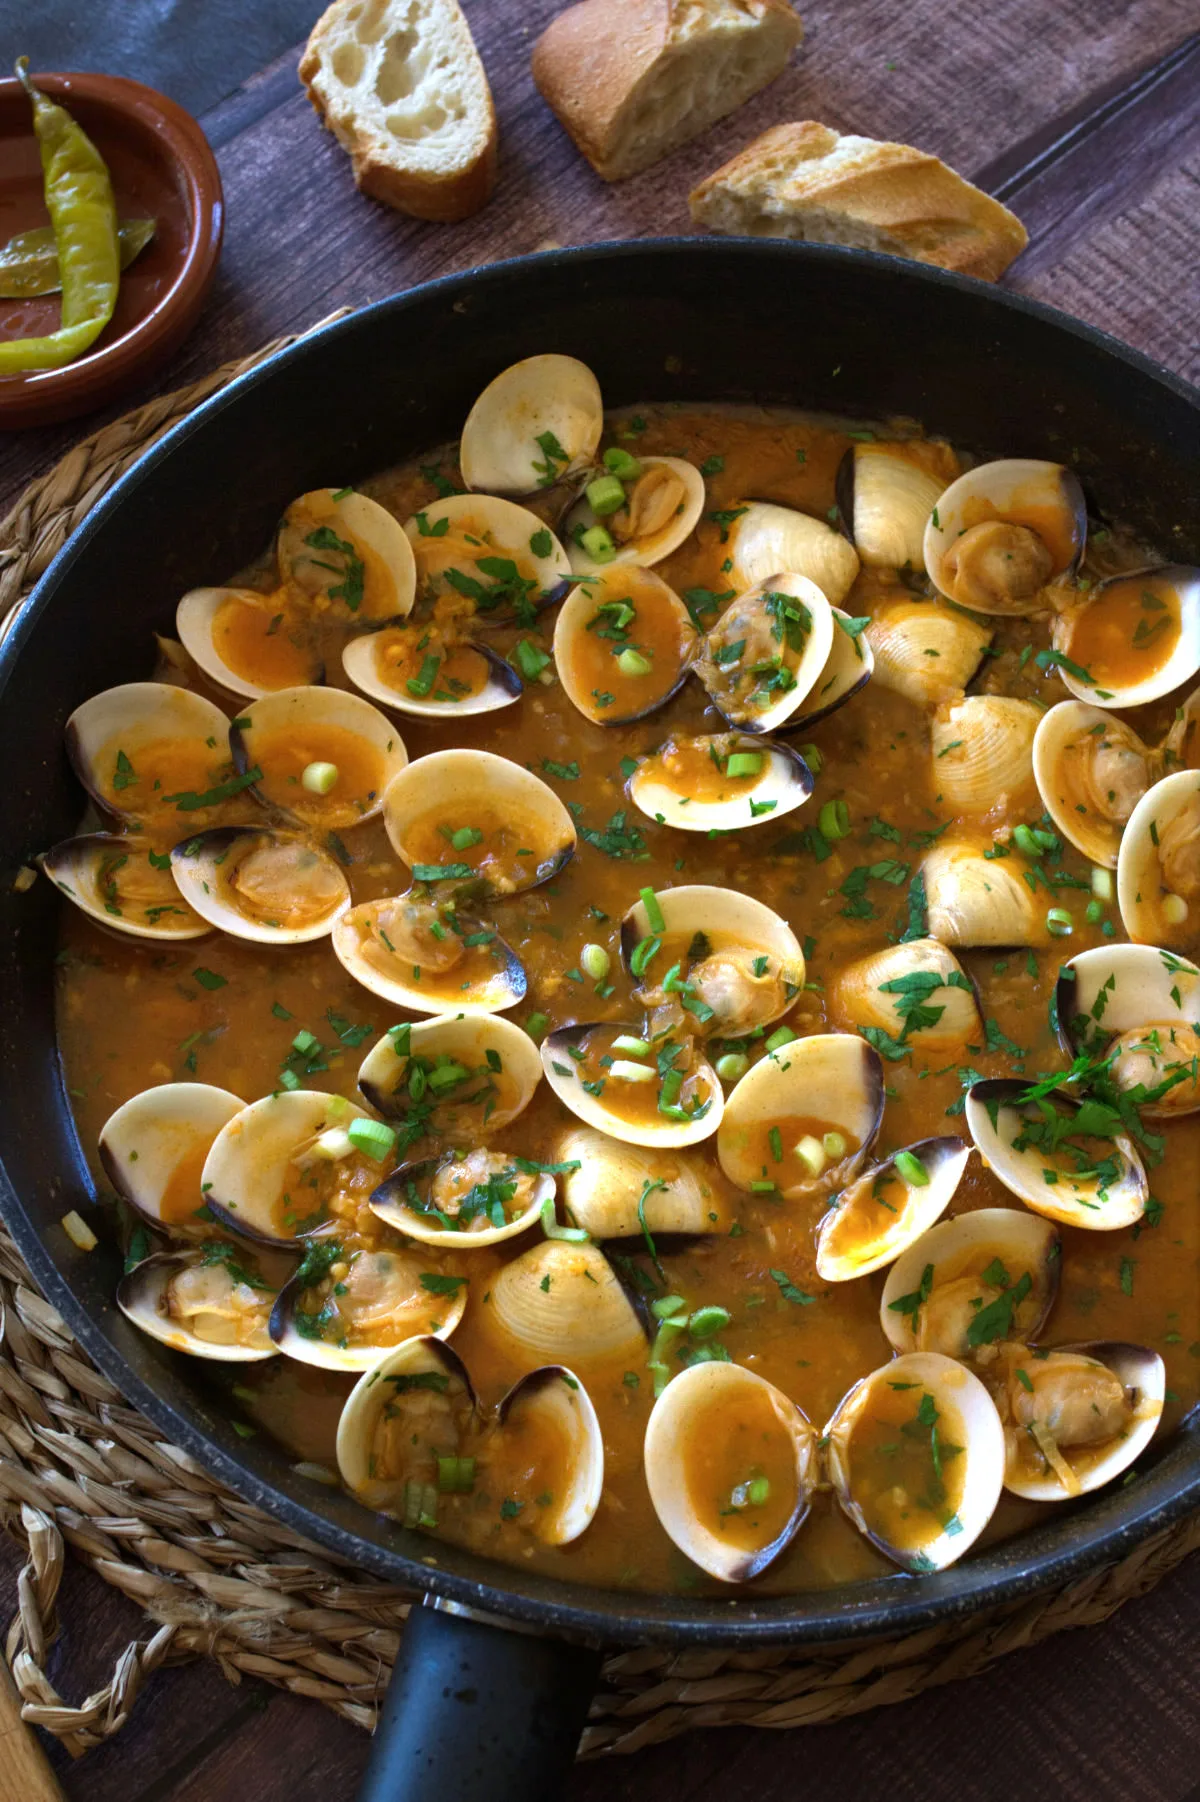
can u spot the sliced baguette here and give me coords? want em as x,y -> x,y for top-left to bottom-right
532,0 -> 803,183
299,0 -> 497,222
689,122 -> 1028,281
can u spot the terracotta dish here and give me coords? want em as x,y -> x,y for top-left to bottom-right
0,70 -> 223,428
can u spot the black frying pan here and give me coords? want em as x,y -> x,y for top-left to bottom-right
2,242 -> 1198,1802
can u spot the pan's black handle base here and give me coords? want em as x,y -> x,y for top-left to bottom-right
359,1600 -> 603,1802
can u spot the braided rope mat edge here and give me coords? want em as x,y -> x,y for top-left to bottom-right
0,323 -> 1197,1762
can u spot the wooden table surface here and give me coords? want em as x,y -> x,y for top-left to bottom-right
2,1 -> 1199,1796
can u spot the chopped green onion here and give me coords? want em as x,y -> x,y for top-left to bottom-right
1163,894 -> 1189,925
610,1033 -> 650,1057
609,1058 -> 657,1082
639,886 -> 666,934
1085,898 -> 1104,924
651,1293 -> 687,1320
724,751 -> 763,779
747,1475 -> 770,1506
513,638 -> 552,682
540,1197 -> 590,1242
799,742 -> 823,775
580,942 -> 611,982
437,1456 -> 476,1494
524,1011 -> 549,1041
617,647 -> 652,677
630,933 -> 662,978
1012,824 -> 1042,857
765,1026 -> 796,1053
292,1029 -> 320,1055
795,1135 -> 826,1177
347,1117 -> 398,1161
449,825 -> 483,851
301,761 -> 339,796
586,473 -> 627,516
580,525 -> 617,563
603,447 -> 642,480
818,798 -> 851,840
894,1150 -> 929,1187
1046,907 -> 1074,937
823,1131 -> 847,1158
1091,867 -> 1114,900
715,1052 -> 749,1082
689,1305 -> 731,1338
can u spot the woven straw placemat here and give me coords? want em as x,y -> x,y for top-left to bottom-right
0,320 -> 1197,1762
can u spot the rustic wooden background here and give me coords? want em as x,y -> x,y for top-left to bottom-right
2,0 -> 1199,1796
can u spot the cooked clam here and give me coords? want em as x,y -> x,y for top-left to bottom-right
836,440 -> 956,572
556,1127 -> 728,1237
358,1014 -> 542,1142
964,1077 -> 1147,1230
880,1208 -> 1061,1357
332,895 -> 527,1015
486,1240 -> 647,1369
724,501 -> 860,605
815,1136 -> 970,1283
929,695 -> 1041,815
925,460 -> 1086,614
866,601 -> 993,707
1050,566 -> 1200,710
269,1240 -> 467,1371
492,1364 -> 605,1545
1032,700 -> 1158,868
65,682 -> 233,831
382,749 -> 576,896
564,457 -> 704,575
693,575 -> 835,735
406,494 -> 572,623
276,487 -> 417,622
1054,944 -> 1200,1118
552,567 -> 696,725
231,685 -> 408,830
627,731 -> 813,833
828,937 -> 982,1055
644,1362 -> 817,1583
336,1336 -> 478,1514
118,1245 -> 278,1361
99,1082 -> 245,1237
621,883 -> 805,1038
42,833 -> 210,941
825,1351 -> 1006,1573
176,586 -> 324,701
200,1089 -> 380,1247
781,606 -> 875,734
459,354 -> 603,495
370,1149 -> 554,1247
991,1340 -> 1164,1501
170,826 -> 351,944
341,628 -> 521,720
1117,770 -> 1200,950
922,840 -> 1046,947
541,1023 -> 722,1149
717,1033 -> 884,1200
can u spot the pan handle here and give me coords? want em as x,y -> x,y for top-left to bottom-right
358,1597 -> 603,1802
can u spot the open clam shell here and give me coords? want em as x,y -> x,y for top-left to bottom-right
336,1335 -> 478,1514
1054,943 -> 1200,1118
341,629 -> 521,720
269,1241 -> 467,1371
836,441 -> 955,572
276,488 -> 417,622
65,682 -> 232,828
866,601 -> 993,707
717,1034 -> 884,1200
332,895 -> 527,1015
176,587 -> 324,700
493,1365 -> 605,1545
925,459 -> 1086,614
930,695 -> 1041,815
922,840 -> 1047,947
231,685 -> 408,831
382,749 -> 575,898
1032,700 -> 1158,868
541,1023 -> 723,1149
693,575 -> 836,736
200,1089 -> 376,1247
780,607 -> 875,734
880,1207 -> 1061,1357
552,567 -> 696,725
993,1340 -> 1165,1501
486,1240 -> 648,1369
405,494 -> 572,623
815,1136 -> 970,1283
621,883 -> 805,1039
628,732 -> 813,833
825,1351 -> 1006,1573
964,1077 -> 1147,1230
1117,770 -> 1200,951
564,457 -> 704,575
370,1151 -> 554,1248
99,1082 -> 245,1237
827,937 -> 982,1055
358,1014 -> 542,1142
1051,566 -> 1200,710
118,1246 -> 278,1362
42,833 -> 211,941
556,1127 -> 728,1238
459,354 -> 603,495
644,1362 -> 817,1583
170,827 -> 351,945
724,501 -> 860,604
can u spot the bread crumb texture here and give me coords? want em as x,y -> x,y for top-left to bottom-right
300,0 -> 498,220
689,122 -> 1028,281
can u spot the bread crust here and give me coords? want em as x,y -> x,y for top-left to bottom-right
689,121 -> 1027,281
532,0 -> 802,183
300,0 -> 498,223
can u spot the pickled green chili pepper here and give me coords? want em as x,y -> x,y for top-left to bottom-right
0,59 -> 120,374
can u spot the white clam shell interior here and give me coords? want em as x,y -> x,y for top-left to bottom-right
358,1013 -> 542,1136
460,354 -> 603,494
170,828 -> 352,945
118,1250 -> 279,1362
65,682 -> 232,819
232,684 -> 408,828
100,1082 -> 246,1231
405,494 -> 572,615
341,632 -> 521,720
1117,770 -> 1200,950
336,1336 -> 475,1504
924,459 -> 1085,612
781,606 -> 875,733
628,735 -> 813,833
1053,567 -> 1200,710
880,1207 -> 1061,1355
622,883 -> 805,1036
41,834 -> 211,942
717,1033 -> 883,1199
1000,1341 -> 1165,1501
370,1161 -> 554,1248
541,1025 -> 723,1149
270,1245 -> 468,1371
332,896 -> 526,1015
695,574 -> 835,736
1032,699 -> 1156,869
276,488 -> 417,622
552,566 -> 696,726
176,586 -> 322,701
815,1137 -> 970,1283
964,1079 -> 1147,1230
382,749 -> 576,894
201,1090 -> 373,1246
497,1365 -> 606,1545
564,457 -> 705,575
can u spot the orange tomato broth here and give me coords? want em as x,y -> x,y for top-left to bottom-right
1066,572 -> 1182,688
95,733 -> 230,828
959,492 -> 1082,572
684,1381 -> 802,1553
243,722 -> 388,829
212,594 -> 319,688
725,1116 -> 861,1195
559,572 -> 692,715
371,626 -> 490,699
844,1381 -> 969,1554
396,800 -> 553,886
56,405 -> 1200,1598
645,734 -> 763,803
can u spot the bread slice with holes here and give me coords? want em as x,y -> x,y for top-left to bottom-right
689,122 -> 1027,281
532,0 -> 803,183
299,0 -> 498,221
